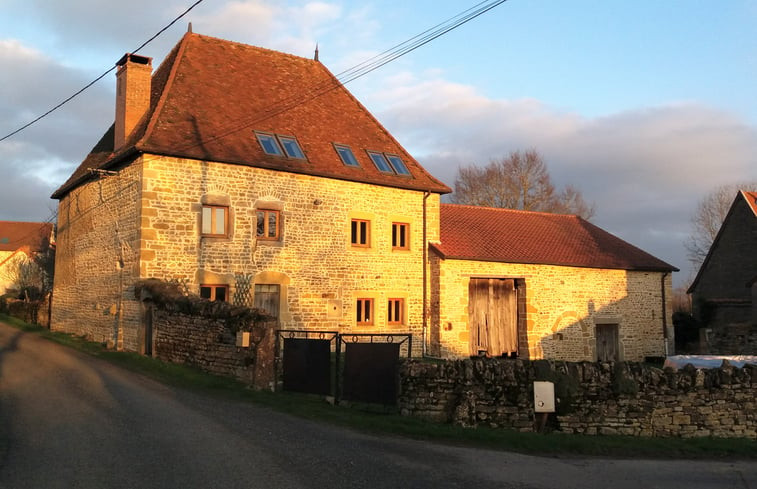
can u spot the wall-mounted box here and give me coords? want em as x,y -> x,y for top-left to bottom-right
534,381 -> 555,413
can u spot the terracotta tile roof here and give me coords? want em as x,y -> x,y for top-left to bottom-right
0,221 -> 53,252
743,191 -> 757,216
433,204 -> 677,272
53,32 -> 450,198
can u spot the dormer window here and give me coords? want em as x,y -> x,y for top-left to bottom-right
256,132 -> 306,160
334,144 -> 360,167
367,151 -> 411,176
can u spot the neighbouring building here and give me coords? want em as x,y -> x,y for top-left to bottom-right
0,221 -> 54,296
688,190 -> 757,354
50,31 -> 676,360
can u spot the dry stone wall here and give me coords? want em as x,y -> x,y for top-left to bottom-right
151,308 -> 275,389
399,358 -> 757,439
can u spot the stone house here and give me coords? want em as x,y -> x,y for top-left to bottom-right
0,221 -> 54,295
50,31 -> 676,360
429,204 -> 677,361
688,190 -> 757,353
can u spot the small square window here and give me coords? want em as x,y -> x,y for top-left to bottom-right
335,144 -> 360,167
392,222 -> 409,250
351,219 -> 370,247
279,136 -> 306,159
200,284 -> 228,302
256,133 -> 283,156
256,209 -> 280,240
202,205 -> 228,237
386,154 -> 411,176
356,298 -> 374,325
367,151 -> 394,173
387,298 -> 404,325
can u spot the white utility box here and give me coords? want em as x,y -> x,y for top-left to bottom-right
533,381 -> 555,413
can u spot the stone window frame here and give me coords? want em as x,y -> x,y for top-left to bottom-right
387,297 -> 405,325
200,284 -> 229,302
351,219 -> 371,248
356,298 -> 374,325
254,199 -> 285,246
391,222 -> 410,251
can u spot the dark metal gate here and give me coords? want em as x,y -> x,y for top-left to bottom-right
338,334 -> 412,405
277,330 -> 338,395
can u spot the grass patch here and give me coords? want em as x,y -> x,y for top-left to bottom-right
2,313 -> 756,460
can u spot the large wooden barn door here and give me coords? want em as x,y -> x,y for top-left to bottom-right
468,278 -> 517,357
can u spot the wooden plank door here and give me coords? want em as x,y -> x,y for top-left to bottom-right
254,284 -> 280,322
596,324 -> 619,361
468,278 -> 517,356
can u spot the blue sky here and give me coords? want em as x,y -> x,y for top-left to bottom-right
1,0 -> 755,287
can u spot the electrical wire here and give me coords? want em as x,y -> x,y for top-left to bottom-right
0,0 -> 205,143
174,0 -> 508,152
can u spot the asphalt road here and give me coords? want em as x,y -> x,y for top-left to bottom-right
0,321 -> 755,489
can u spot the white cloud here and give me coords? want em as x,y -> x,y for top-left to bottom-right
364,75 -> 757,284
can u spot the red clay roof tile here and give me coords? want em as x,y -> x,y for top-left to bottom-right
433,204 -> 677,272
53,32 -> 450,198
0,221 -> 53,252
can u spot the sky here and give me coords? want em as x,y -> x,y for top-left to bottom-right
1,0 -> 755,288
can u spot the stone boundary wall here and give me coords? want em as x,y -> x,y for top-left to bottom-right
152,309 -> 275,390
399,358 -> 757,439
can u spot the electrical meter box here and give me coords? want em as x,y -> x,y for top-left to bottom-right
533,381 -> 555,413
236,331 -> 250,348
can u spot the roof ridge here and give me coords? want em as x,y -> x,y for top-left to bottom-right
441,202 -> 580,219
190,31 -> 318,64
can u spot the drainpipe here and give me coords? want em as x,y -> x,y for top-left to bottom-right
661,272 -> 669,356
422,191 -> 430,357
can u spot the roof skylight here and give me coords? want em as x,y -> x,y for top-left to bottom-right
256,132 -> 306,160
335,145 -> 360,167
368,151 -> 412,177
279,136 -> 306,159
256,133 -> 284,156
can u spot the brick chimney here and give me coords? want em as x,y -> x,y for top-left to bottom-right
114,53 -> 152,151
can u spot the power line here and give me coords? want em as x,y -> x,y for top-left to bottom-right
0,0 -> 205,143
174,0 -> 509,153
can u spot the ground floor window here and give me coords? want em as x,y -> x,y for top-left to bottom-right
356,298 -> 374,325
200,284 -> 228,302
387,298 -> 404,325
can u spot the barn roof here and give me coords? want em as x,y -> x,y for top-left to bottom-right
53,32 -> 450,199
432,204 -> 677,272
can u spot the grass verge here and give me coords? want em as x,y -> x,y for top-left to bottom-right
2,313 -> 755,460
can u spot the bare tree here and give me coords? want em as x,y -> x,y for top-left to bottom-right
685,181 -> 757,267
451,150 -> 595,219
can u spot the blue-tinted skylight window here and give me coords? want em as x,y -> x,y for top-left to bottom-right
279,136 -> 306,159
256,133 -> 283,156
368,152 -> 393,173
386,155 -> 411,176
335,145 -> 360,167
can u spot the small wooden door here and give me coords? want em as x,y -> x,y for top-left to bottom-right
596,324 -> 619,361
254,284 -> 280,321
468,278 -> 517,356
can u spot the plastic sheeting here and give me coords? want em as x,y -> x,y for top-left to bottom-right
663,355 -> 757,370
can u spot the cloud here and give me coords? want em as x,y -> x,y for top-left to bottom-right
365,75 -> 757,284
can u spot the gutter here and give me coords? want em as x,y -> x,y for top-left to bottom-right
422,191 -> 430,357
661,272 -> 669,356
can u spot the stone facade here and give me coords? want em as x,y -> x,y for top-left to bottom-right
52,154 -> 439,354
51,160 -> 143,349
430,253 -> 673,361
399,358 -> 757,439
